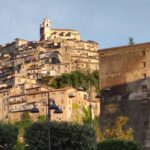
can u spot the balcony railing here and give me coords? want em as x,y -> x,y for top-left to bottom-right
9,99 -> 27,105
10,105 -> 33,112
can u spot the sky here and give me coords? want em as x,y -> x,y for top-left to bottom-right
0,0 -> 150,48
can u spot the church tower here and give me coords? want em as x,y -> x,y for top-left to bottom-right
40,18 -> 51,41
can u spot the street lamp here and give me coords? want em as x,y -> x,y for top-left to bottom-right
30,95 -> 63,150
95,94 -> 102,99
30,105 -> 39,113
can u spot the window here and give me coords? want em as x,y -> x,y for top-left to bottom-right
144,121 -> 149,128
66,32 -> 71,36
61,99 -> 64,104
141,62 -> 146,68
142,85 -> 147,91
141,73 -> 146,79
59,32 -> 64,36
84,94 -> 87,100
52,58 -> 57,64
141,51 -> 146,56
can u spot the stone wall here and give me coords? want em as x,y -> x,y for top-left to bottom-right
99,42 -> 150,149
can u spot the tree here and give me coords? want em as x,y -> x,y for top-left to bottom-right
82,107 -> 102,141
82,106 -> 91,125
22,112 -> 31,121
50,70 -> 99,91
129,37 -> 135,45
0,123 -> 18,150
72,103 -> 83,124
38,115 -> 46,122
13,141 -> 24,150
103,116 -> 134,140
93,116 -> 103,141
15,115 -> 32,144
24,122 -> 96,150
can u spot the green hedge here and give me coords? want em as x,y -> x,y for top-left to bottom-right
24,121 -> 96,150
97,139 -> 141,150
0,123 -> 18,150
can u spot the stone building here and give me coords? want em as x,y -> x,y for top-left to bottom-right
99,42 -> 150,149
0,89 -> 10,121
40,18 -> 80,41
0,18 -> 99,88
8,87 -> 100,123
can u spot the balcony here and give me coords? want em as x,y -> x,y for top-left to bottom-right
9,99 -> 27,105
10,105 -> 33,112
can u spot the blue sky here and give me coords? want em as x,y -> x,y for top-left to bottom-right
0,0 -> 150,48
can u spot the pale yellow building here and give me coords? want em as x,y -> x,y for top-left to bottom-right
8,87 -> 100,123
0,89 -> 10,121
40,18 -> 80,41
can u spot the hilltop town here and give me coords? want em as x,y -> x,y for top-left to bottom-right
2,17 -> 150,149
0,18 -> 100,122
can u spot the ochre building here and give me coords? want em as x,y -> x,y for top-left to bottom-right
99,42 -> 150,149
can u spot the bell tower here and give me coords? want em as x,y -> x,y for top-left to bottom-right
40,18 -> 51,41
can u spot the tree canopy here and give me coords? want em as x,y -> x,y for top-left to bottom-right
50,70 -> 99,92
0,123 -> 18,150
24,121 -> 96,150
102,116 -> 134,140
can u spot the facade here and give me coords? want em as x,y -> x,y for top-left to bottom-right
99,42 -> 150,149
40,18 -> 80,41
0,89 -> 10,121
7,86 -> 100,123
99,43 -> 150,96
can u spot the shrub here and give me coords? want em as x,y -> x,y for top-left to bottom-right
97,139 -> 141,150
50,70 -> 99,91
13,141 -> 24,150
24,121 -> 96,150
103,116 -> 134,140
0,123 -> 18,150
